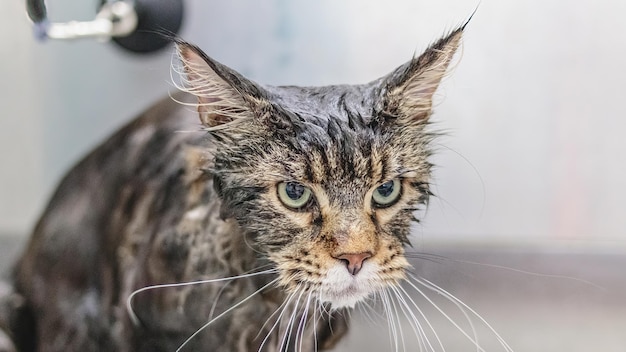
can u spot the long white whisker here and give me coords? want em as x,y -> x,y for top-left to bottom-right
319,302 -> 331,317
280,288 -> 306,352
416,276 -> 514,352
408,272 -> 479,350
405,252 -> 606,291
387,288 -> 407,352
176,278 -> 279,352
404,275 -> 487,352
297,291 -> 313,352
127,268 -> 277,326
391,285 -> 432,352
313,299 -> 319,352
209,264 -> 274,321
358,299 -> 379,326
377,291 -> 392,351
366,297 -> 386,323
397,284 -> 444,352
257,290 -> 299,352
381,290 -> 399,352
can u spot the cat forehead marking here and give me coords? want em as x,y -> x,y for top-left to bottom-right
267,83 -> 379,125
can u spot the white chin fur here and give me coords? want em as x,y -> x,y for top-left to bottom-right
318,262 -> 379,309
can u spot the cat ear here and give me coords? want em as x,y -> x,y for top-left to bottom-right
379,25 -> 464,123
176,41 -> 269,129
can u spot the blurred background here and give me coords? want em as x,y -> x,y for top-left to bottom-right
1,0 -> 625,351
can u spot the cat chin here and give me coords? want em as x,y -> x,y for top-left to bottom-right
318,263 -> 380,309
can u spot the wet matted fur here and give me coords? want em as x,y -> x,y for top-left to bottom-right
0,22 -> 494,352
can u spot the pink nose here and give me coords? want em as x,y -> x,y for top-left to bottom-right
334,252 -> 372,276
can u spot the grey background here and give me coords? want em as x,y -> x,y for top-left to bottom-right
3,0 -> 626,246
1,0 -> 625,351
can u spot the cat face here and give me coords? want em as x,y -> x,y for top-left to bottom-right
176,28 -> 462,308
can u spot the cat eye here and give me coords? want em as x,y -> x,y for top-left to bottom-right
372,179 -> 402,208
277,181 -> 313,209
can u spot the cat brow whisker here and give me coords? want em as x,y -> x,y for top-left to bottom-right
437,143 -> 487,218
126,268 -> 277,326
412,276 -> 514,352
427,182 -> 468,221
176,277 -> 279,352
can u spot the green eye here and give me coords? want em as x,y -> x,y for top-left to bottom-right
372,179 -> 402,207
277,182 -> 312,209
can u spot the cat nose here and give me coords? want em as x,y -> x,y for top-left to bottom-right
334,252 -> 372,276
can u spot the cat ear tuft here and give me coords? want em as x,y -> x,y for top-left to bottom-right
380,26 -> 464,123
176,41 -> 268,129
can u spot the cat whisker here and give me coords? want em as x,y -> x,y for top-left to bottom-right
366,295 -> 388,324
316,300 -> 330,320
257,289 -> 300,352
285,288 -> 306,350
317,302 -> 333,340
412,255 -> 606,291
406,274 -> 515,352
412,276 -> 514,352
404,275 -> 485,352
312,300 -> 319,352
404,252 -> 451,265
296,291 -> 313,352
242,231 -> 269,257
396,283 -> 445,352
126,268 -> 278,326
376,291 -> 390,350
437,143 -> 487,218
390,285 -> 437,352
426,183 -> 468,222
388,287 -> 410,352
208,264 -> 274,321
356,299 -> 378,327
380,290 -> 399,352
405,268 -> 479,351
293,291 -> 305,352
176,277 -> 279,352
279,287 -> 306,352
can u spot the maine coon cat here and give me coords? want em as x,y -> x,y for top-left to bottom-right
0,20 -> 509,352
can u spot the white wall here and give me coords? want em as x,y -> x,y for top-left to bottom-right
2,0 -> 625,249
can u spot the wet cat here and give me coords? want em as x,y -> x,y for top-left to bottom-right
0,22 -> 478,352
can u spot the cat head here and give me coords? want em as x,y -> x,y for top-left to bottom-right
176,26 -> 463,308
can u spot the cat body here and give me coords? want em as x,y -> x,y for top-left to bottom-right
0,25 -> 465,352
